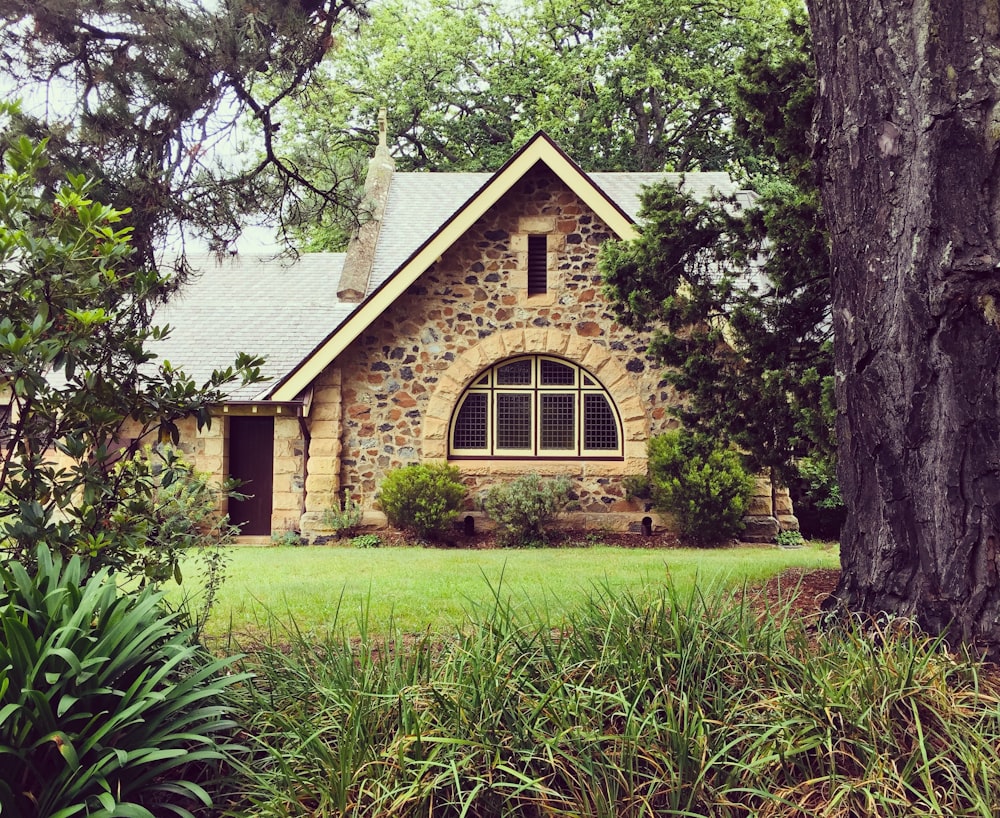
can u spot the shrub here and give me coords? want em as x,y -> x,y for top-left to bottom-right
351,533 -> 382,549
271,529 -> 304,546
480,473 -> 572,547
0,547 -> 247,818
111,445 -> 236,635
647,430 -> 753,545
322,490 -> 364,536
791,455 -> 846,539
776,529 -> 805,548
378,463 -> 467,540
623,473 -> 652,502
112,444 -> 237,583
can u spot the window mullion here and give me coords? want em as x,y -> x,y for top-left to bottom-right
449,356 -> 622,459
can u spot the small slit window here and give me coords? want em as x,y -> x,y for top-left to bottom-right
449,355 -> 623,459
527,234 -> 548,295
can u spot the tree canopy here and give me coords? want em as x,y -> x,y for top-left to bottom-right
272,0 -> 799,248
0,0 -> 368,267
0,129 -> 262,575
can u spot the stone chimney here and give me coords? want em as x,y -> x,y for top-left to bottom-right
336,108 -> 395,301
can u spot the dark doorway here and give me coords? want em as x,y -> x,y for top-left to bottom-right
228,416 -> 274,536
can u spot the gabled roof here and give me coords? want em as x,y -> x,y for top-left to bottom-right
366,170 -> 740,297
269,131 -> 687,402
153,133 -> 743,404
153,253 -> 350,400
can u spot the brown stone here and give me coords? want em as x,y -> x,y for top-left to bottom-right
576,321 -> 601,337
742,515 -> 780,543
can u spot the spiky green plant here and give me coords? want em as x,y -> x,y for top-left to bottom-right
0,547 -> 247,818
233,578 -> 1000,817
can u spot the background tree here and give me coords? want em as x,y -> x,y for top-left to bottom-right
600,10 -> 834,521
274,0 -> 796,248
806,1 -> 1000,648
0,0 -> 368,268
0,129 -> 263,576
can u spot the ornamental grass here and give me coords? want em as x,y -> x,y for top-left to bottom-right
229,581 -> 1000,817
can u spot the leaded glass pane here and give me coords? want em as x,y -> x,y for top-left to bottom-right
496,393 -> 532,449
453,393 -> 488,449
583,393 -> 618,449
496,359 -> 532,385
540,394 -> 575,449
540,359 -> 575,386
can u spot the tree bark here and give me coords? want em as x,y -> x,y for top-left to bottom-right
806,0 -> 1000,648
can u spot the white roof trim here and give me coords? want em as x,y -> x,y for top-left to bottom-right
269,132 -> 639,402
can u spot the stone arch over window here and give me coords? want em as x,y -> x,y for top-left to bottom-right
450,355 -> 622,459
421,328 -> 648,462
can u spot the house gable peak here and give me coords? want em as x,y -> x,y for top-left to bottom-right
270,130 -> 641,402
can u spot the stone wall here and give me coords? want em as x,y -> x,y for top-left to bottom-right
272,415 -> 306,533
306,164 -> 681,529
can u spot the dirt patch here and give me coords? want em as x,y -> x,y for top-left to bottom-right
746,567 -> 840,626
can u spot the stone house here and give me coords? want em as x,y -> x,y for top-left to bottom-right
154,122 -> 794,540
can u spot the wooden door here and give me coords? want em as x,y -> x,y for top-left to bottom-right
228,416 -> 274,536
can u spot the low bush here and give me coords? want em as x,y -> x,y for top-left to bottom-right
378,463 -> 467,540
322,490 -> 364,537
270,528 -> 304,546
480,472 -> 572,547
351,532 -> 382,548
776,529 -> 806,548
0,547 -> 246,818
792,455 -> 846,539
647,430 -> 754,544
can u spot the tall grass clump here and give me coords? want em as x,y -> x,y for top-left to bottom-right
232,580 -> 1000,817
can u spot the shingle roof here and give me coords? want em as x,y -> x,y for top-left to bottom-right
153,252 -> 350,400
369,173 -> 488,293
153,155 -> 744,403
367,170 -> 745,296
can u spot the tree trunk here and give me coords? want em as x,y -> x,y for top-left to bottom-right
806,0 -> 1000,648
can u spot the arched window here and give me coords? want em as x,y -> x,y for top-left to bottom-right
449,356 -> 623,459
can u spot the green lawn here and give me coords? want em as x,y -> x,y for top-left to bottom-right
178,542 -> 839,640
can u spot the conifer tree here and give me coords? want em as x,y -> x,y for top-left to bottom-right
0,0 -> 367,268
601,12 -> 833,517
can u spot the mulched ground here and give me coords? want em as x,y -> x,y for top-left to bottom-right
375,527 -> 685,549
751,566 -> 841,625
